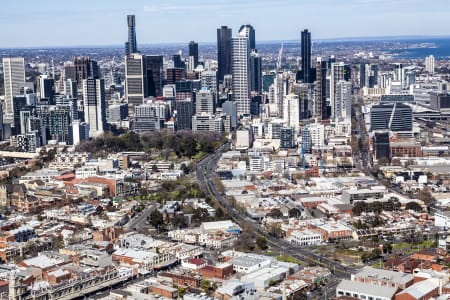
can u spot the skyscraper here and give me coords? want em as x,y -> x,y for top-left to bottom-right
125,15 -> 137,56
145,55 -> 163,97
231,36 -> 251,116
425,55 -> 435,74
2,57 -> 25,118
74,57 -> 99,90
335,81 -> 352,122
315,58 -> 328,120
250,50 -> 262,94
301,29 -> 312,83
330,62 -> 345,119
196,88 -> 215,115
125,53 -> 146,108
188,41 -> 199,70
83,78 -> 106,137
239,24 -> 256,50
283,94 -> 300,131
217,26 -> 232,83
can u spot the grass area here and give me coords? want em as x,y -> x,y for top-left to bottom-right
392,240 -> 436,253
392,242 -> 411,251
371,261 -> 384,268
275,255 -> 306,266
192,151 -> 207,160
335,249 -> 365,257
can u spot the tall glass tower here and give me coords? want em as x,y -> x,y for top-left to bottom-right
217,26 -> 232,83
301,29 -> 312,83
125,15 -> 138,56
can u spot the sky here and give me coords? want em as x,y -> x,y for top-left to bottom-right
0,0 -> 449,48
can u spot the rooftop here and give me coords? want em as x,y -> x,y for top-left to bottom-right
337,279 -> 397,299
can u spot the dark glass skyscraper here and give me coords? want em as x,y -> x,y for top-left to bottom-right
125,15 -> 137,56
217,26 -> 232,83
301,29 -> 312,83
189,41 -> 199,69
239,24 -> 256,50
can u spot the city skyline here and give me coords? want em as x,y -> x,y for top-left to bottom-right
0,0 -> 449,48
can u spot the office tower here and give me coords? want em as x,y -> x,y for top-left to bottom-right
280,127 -> 295,149
125,15 -> 138,56
231,36 -> 251,116
125,53 -> 146,108
239,24 -> 256,50
301,127 -> 312,153
250,50 -> 262,94
38,75 -> 55,101
162,85 -> 176,113
63,79 -> 77,98
359,64 -> 366,88
201,70 -> 217,94
166,68 -> 184,85
176,99 -> 193,130
315,58 -> 328,120
251,95 -> 261,116
196,88 -> 215,114
374,132 -> 390,160
222,100 -> 237,129
74,57 -> 99,90
217,26 -> 232,83
335,81 -> 352,122
188,41 -> 199,70
283,94 -> 300,131
145,55 -> 163,97
134,102 -> 169,132
393,63 -> 405,89
12,96 -> 27,134
175,80 -> 194,101
172,54 -> 183,69
370,103 -> 413,133
330,62 -> 345,119
425,55 -> 435,74
38,103 -> 73,143
108,103 -> 129,123
69,120 -> 89,145
63,62 -> 76,81
3,57 -> 25,118
192,114 -> 223,133
429,93 -> 450,112
83,78 -> 106,137
301,29 -> 312,83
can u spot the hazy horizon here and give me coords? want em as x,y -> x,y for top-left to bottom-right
1,0 -> 449,48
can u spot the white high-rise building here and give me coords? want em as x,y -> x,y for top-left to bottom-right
83,78 -> 106,138
335,81 -> 352,122
2,57 -> 25,119
425,55 -> 435,74
196,88 -> 215,115
231,36 -> 250,116
283,94 -> 300,130
330,62 -> 345,119
200,70 -> 217,94
125,53 -> 146,108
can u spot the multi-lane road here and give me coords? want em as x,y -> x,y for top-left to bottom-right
196,142 -> 358,299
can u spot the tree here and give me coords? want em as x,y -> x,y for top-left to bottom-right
267,223 -> 283,238
377,157 -> 390,167
147,210 -> 164,228
256,236 -> 268,250
192,208 -> 210,225
171,214 -> 187,228
200,279 -> 210,292
288,208 -> 302,218
151,165 -> 159,173
267,208 -> 283,219
180,163 -> 189,175
405,201 -> 423,212
417,189 -> 434,206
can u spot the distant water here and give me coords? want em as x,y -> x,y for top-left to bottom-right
387,38 -> 450,59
